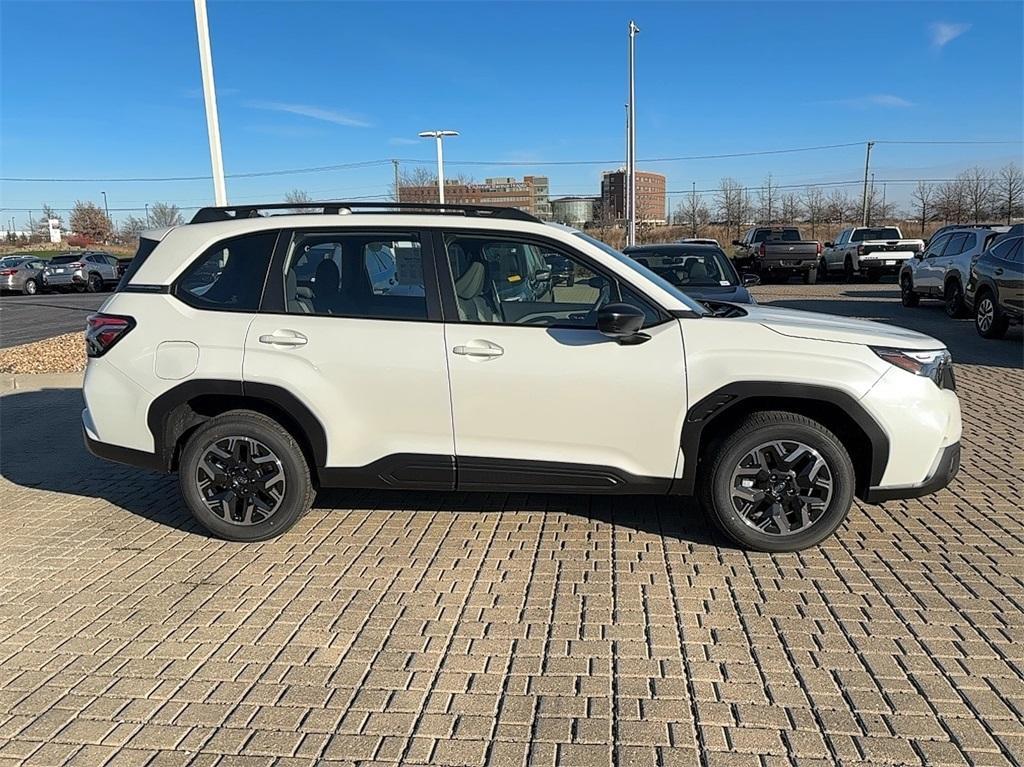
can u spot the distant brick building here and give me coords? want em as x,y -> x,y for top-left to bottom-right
400,175 -> 551,220
600,169 -> 667,224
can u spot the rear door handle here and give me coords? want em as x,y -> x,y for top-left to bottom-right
453,341 -> 504,358
259,330 -> 308,347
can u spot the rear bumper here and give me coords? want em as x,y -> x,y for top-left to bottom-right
864,442 -> 960,502
43,271 -> 86,287
761,260 -> 817,270
857,257 -> 910,274
83,426 -> 164,472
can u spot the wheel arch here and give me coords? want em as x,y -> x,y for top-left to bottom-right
678,382 -> 888,500
147,379 -> 328,473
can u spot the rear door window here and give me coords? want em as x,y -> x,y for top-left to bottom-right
942,233 -> 970,256
175,231 -> 278,311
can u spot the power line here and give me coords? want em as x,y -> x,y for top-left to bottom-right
4,139 -> 1018,183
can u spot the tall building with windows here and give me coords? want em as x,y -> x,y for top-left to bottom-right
400,175 -> 552,220
600,169 -> 667,224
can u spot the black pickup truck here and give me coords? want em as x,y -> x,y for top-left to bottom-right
732,226 -> 822,283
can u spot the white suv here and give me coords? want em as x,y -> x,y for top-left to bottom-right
83,203 -> 962,552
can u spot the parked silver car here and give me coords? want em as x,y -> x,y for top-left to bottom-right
900,226 -> 1010,316
0,255 -> 47,295
41,251 -> 121,293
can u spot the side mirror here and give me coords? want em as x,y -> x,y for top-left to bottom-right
824,242 -> 834,248
534,269 -> 551,282
731,239 -> 742,246
914,252 -> 924,260
597,303 -> 648,344
741,273 -> 760,287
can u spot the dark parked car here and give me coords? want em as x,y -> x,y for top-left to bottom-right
966,234 -> 1022,338
927,223 -> 1005,247
622,243 -> 759,304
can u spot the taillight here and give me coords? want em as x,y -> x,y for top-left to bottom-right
0,269 -> 16,276
85,313 -> 135,357
816,242 -> 823,255
69,262 -> 84,268
758,243 -> 766,257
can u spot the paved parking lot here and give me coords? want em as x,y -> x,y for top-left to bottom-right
0,282 -> 1021,766
0,294 -> 106,349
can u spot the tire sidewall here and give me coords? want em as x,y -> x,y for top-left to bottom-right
23,279 -> 37,295
179,416 -> 311,542
706,421 -> 855,552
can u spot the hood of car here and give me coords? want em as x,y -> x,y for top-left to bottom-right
741,305 -> 943,349
680,285 -> 754,304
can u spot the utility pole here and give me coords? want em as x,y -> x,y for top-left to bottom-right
869,173 -> 875,226
627,20 -> 640,247
392,160 -> 401,204
692,181 -> 697,237
624,104 -> 629,228
194,0 -> 228,205
881,183 -> 887,223
102,191 -> 111,239
145,203 -> 150,227
861,140 -> 874,226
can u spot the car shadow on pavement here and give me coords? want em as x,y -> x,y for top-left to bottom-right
764,298 -> 1023,369
0,387 -> 728,547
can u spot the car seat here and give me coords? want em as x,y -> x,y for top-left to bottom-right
454,262 -> 500,323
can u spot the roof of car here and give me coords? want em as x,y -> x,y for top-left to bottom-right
624,243 -> 722,254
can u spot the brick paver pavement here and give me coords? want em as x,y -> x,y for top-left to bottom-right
0,282 -> 1021,766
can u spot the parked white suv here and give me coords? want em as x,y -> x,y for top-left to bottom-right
83,203 -> 962,552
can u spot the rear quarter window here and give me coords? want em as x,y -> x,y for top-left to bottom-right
174,231 -> 278,311
117,238 -> 161,290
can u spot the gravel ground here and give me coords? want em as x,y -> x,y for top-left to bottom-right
0,332 -> 85,374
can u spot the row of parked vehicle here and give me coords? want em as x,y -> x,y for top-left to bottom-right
0,251 -> 128,295
900,224 -> 1023,339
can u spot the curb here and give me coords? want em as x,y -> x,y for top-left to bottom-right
0,372 -> 84,394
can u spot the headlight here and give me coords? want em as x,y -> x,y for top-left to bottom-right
872,347 -> 954,389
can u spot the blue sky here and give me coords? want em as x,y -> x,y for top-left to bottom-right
1,0 -> 1022,223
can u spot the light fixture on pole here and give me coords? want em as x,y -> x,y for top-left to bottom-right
194,0 -> 228,205
418,130 -> 459,204
627,20 -> 640,247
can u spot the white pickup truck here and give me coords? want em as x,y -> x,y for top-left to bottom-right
821,226 -> 924,282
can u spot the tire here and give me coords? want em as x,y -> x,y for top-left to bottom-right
818,257 -> 829,281
22,279 -> 38,296
944,280 -> 966,318
698,410 -> 856,552
844,256 -> 854,282
975,290 -> 1008,339
178,410 -> 315,542
803,267 -> 817,285
900,275 -> 919,307
86,273 -> 102,293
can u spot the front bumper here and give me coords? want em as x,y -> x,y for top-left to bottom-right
864,442 -> 961,502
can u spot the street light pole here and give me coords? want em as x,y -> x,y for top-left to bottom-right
102,191 -> 110,238
145,203 -> 150,227
418,130 -> 459,204
861,140 -> 874,226
194,0 -> 228,205
627,20 -> 640,247
392,159 -> 401,204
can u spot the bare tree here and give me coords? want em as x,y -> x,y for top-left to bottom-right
935,178 -> 967,224
148,202 -> 184,228
716,178 -> 746,238
780,192 -> 801,224
994,163 -> 1023,224
802,186 -> 827,238
962,167 -> 994,223
757,174 -> 779,224
826,189 -> 853,225
910,181 -> 934,235
118,215 -> 148,242
679,188 -> 710,237
69,201 -> 111,243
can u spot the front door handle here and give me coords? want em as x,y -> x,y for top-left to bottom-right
993,267 -> 1004,276
259,330 -> 308,347
453,341 -> 504,359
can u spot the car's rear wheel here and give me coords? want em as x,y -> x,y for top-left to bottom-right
975,291 -> 1008,339
944,280 -> 966,318
900,275 -> 919,307
818,257 -> 829,281
86,273 -> 103,293
178,410 -> 315,541
22,279 -> 37,296
699,411 -> 855,552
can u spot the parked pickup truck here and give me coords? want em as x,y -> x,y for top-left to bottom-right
821,226 -> 924,282
731,227 -> 822,284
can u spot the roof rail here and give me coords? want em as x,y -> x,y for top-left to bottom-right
189,201 -> 543,225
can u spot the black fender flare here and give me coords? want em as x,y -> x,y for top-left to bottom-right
147,379 -> 329,470
676,381 -> 889,496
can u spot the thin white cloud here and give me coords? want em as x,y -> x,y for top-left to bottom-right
245,100 -> 371,128
821,94 -> 915,109
929,21 -> 970,49
388,137 -> 420,146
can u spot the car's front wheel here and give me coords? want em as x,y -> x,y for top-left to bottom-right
900,275 -> 919,307
944,280 -> 966,318
178,410 -> 315,541
975,290 -> 1009,339
699,411 -> 855,552
818,257 -> 829,281
844,256 -> 854,281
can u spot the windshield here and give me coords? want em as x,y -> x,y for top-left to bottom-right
852,227 -> 901,242
573,232 -> 709,315
626,248 -> 737,287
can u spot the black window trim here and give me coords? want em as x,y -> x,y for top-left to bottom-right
433,227 -> 671,330
171,229 -> 280,314
259,226 -> 443,323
